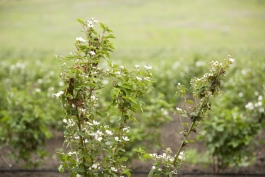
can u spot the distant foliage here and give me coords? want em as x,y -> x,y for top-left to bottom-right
0,61 -> 63,167
199,60 -> 265,171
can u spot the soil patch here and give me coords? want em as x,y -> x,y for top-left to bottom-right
0,116 -> 264,177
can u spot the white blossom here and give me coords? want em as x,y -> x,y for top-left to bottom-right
96,130 -> 103,136
122,136 -> 129,141
136,76 -> 142,81
106,130 -> 113,135
115,137 -> 119,141
122,127 -> 130,133
80,108 -> 86,113
93,120 -> 99,125
111,167 -> 117,172
150,153 -> 158,158
59,81 -> 64,86
229,57 -> 235,63
103,79 -> 109,85
196,61 -> 204,67
241,69 -> 247,75
120,66 -> 125,70
90,18 -> 98,23
161,108 -> 168,116
152,166 -> 156,170
255,101 -> 262,107
87,22 -> 94,28
76,37 -> 86,42
94,131 -> 103,142
92,163 -> 98,169
54,91 -> 64,98
178,151 -> 185,160
245,102 -> 254,110
48,87 -> 54,91
95,136 -> 103,142
35,88 -> 41,93
144,77 -> 150,82
87,18 -> 98,28
144,65 -> 152,70
91,95 -> 98,101
89,51 -> 96,55
64,118 -> 75,127
134,64 -> 140,69
68,151 -> 76,156
176,107 -> 183,112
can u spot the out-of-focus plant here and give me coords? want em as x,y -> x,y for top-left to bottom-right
0,60 -> 64,167
198,60 -> 265,172
152,55 -> 206,103
0,89 -> 52,168
199,92 -> 265,172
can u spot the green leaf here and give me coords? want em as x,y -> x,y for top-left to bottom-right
111,88 -> 120,98
133,147 -> 145,153
188,139 -> 195,143
183,122 -> 189,127
77,131 -> 85,137
122,169 -> 131,177
77,18 -> 83,23
58,164 -> 64,172
106,34 -> 115,38
185,100 -> 194,104
119,157 -> 128,162
148,168 -> 155,177
128,114 -> 138,124
99,23 -> 105,29
74,167 -> 85,173
142,153 -> 152,160
169,172 -> 173,177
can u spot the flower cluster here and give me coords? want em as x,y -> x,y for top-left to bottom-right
149,148 -> 183,175
89,163 -> 100,170
76,37 -> 86,43
54,90 -> 64,98
191,56 -> 234,99
63,118 -> 75,127
87,18 -> 98,28
245,95 -> 264,113
89,130 -> 104,142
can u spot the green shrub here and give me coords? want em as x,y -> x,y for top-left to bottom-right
0,89 -> 52,167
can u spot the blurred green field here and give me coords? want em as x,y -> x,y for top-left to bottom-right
1,0 -> 265,63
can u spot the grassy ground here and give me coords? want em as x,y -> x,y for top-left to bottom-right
1,0 -> 265,63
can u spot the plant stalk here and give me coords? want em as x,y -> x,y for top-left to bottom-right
172,120 -> 196,165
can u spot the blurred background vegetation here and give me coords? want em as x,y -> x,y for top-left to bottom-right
1,0 -> 265,61
0,0 -> 265,171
